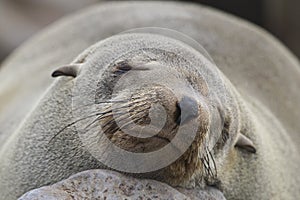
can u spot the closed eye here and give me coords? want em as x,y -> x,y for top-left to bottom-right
112,61 -> 150,76
112,61 -> 132,75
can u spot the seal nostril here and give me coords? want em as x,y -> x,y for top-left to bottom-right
176,96 -> 199,125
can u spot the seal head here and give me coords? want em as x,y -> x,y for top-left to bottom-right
52,32 -> 255,188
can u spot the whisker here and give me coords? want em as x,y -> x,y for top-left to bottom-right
48,95 -> 154,144
49,111 -> 112,143
101,107 -> 152,136
201,146 -> 217,183
57,103 -> 136,136
84,110 -> 128,130
77,103 -> 142,135
207,147 -> 217,178
47,101 -> 122,131
105,106 -> 151,131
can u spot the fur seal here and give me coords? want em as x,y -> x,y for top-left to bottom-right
0,1 -> 299,200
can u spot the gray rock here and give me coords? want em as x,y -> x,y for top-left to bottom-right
19,169 -> 225,200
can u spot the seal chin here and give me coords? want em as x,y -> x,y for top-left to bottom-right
164,141 -> 202,187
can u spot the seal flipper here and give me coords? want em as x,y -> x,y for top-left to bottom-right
235,134 -> 256,153
52,64 -> 81,78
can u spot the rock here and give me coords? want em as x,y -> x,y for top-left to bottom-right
19,169 -> 226,200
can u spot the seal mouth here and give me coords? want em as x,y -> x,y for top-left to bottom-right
101,118 -> 177,153
154,135 -> 171,143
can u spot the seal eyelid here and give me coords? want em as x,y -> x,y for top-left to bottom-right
112,61 -> 132,75
112,62 -> 150,75
116,62 -> 132,71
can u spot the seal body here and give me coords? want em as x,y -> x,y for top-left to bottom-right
0,1 -> 299,200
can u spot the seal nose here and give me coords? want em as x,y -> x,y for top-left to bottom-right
176,96 -> 199,125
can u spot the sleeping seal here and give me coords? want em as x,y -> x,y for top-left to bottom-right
0,1 -> 299,200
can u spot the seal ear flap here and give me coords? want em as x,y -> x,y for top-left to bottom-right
235,134 -> 256,153
52,64 -> 81,78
